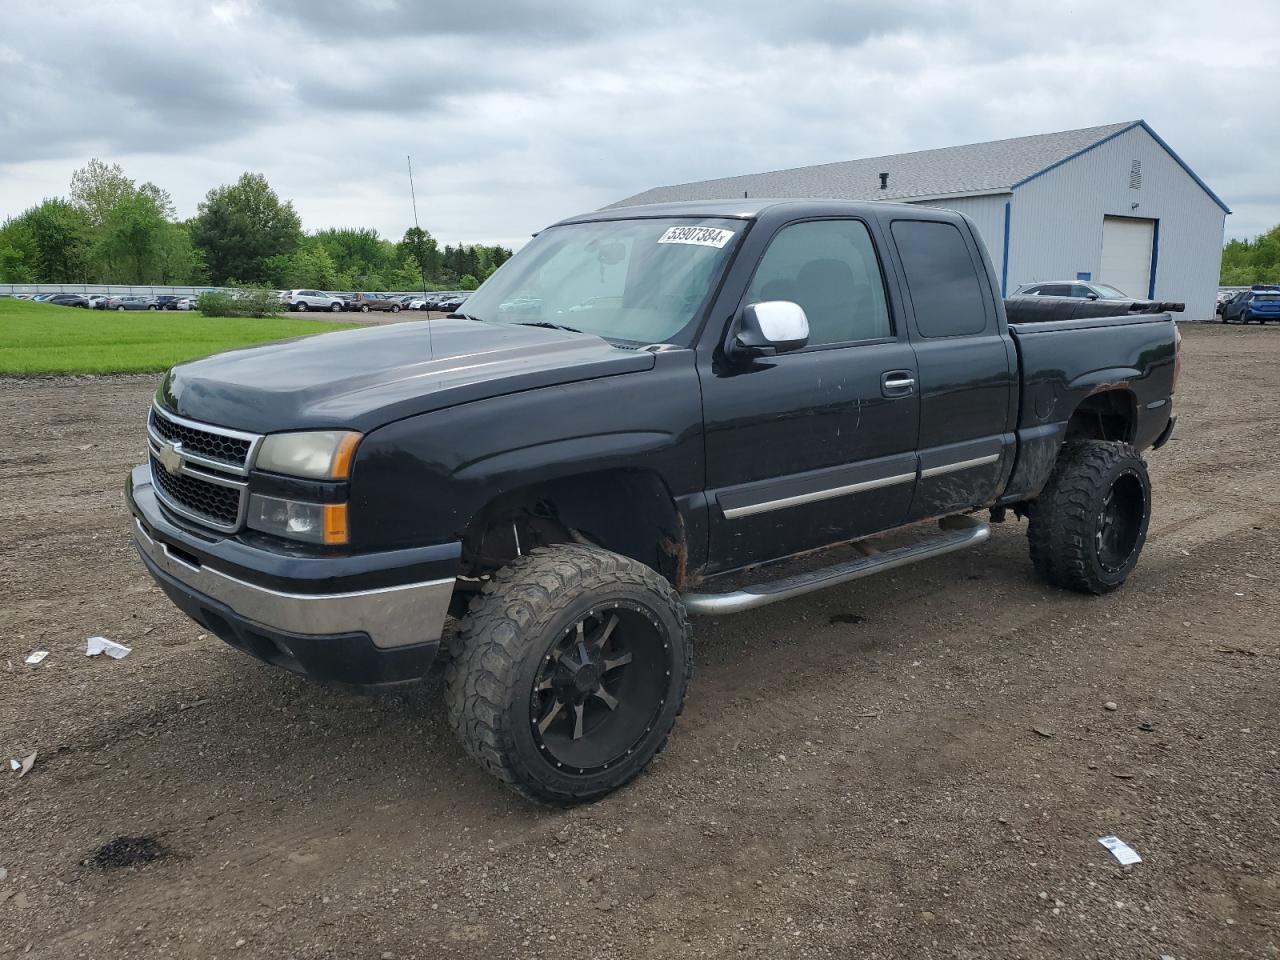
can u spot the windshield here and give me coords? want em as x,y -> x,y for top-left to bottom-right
1092,283 -> 1129,298
461,217 -> 744,344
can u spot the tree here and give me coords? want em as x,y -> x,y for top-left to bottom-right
93,192 -> 169,283
397,226 -> 441,282
1221,225 -> 1280,285
191,173 -> 303,284
11,199 -> 92,282
70,159 -> 137,229
0,219 -> 38,282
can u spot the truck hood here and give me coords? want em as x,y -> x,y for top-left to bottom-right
158,319 -> 655,434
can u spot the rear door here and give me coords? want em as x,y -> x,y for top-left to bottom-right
888,217 -> 1017,520
699,217 -> 919,572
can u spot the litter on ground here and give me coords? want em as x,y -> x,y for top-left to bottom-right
86,636 -> 132,659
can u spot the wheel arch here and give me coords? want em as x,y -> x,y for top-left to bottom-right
1064,387 -> 1138,443
460,468 -> 689,588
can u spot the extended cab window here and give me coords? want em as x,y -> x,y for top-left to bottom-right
745,219 -> 891,346
891,220 -> 989,337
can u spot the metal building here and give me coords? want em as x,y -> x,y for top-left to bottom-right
612,121 -> 1229,319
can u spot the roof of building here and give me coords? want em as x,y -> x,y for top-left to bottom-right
610,120 -> 1230,214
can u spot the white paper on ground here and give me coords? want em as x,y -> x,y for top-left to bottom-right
86,636 -> 131,659
1098,835 -> 1142,865
24,651 -> 49,665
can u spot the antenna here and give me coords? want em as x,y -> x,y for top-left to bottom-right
407,154 -> 434,358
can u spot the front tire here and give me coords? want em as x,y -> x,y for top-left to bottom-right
1027,440 -> 1151,594
360,304 -> 369,312
330,302 -> 342,312
297,301 -> 308,312
445,544 -> 692,805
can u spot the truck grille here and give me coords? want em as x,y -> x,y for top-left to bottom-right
150,455 -> 243,529
149,407 -> 253,470
147,405 -> 262,533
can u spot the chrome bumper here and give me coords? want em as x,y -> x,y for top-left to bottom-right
132,518 -> 454,650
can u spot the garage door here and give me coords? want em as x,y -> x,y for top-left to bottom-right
1100,216 -> 1155,299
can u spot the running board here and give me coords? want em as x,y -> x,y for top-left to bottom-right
681,515 -> 991,616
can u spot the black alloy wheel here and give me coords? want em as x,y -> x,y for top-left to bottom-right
1095,470 -> 1146,574
529,604 -> 670,775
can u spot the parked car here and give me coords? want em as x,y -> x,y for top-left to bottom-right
437,294 -> 469,313
103,296 -> 157,311
348,293 -> 401,313
45,293 -> 91,308
282,289 -> 345,312
405,297 -> 428,311
1014,280 -> 1132,299
127,198 -> 1180,804
87,295 -> 111,309
1221,289 -> 1280,324
152,295 -> 183,311
1006,280 -> 1183,323
175,297 -> 198,311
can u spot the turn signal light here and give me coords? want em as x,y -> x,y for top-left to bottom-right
323,503 -> 349,545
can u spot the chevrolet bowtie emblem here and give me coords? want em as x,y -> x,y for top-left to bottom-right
157,442 -> 184,476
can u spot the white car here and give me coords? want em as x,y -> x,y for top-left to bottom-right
175,297 -> 197,311
281,289 -> 345,312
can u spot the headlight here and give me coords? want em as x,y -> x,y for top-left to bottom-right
256,431 -> 361,480
247,494 -> 348,545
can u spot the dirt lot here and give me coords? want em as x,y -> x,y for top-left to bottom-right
2,323 -> 1277,959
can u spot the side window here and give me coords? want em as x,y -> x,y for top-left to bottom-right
1042,283 -> 1070,297
1070,284 -> 1093,298
744,219 -> 892,346
891,220 -> 989,338
1022,285 -> 1043,296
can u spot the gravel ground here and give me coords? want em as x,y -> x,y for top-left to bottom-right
1,322 -> 1277,959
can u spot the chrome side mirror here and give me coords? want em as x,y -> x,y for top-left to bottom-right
730,301 -> 809,358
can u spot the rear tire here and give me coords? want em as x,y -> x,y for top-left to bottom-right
297,301 -> 308,312
1027,440 -> 1151,594
360,305 -> 369,313
392,304 -> 401,313
445,544 -> 692,805
330,302 -> 342,312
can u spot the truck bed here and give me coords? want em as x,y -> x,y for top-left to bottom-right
1001,311 -> 1178,501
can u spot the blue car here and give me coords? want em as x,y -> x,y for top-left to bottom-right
1221,287 -> 1280,324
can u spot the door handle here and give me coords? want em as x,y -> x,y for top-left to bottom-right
881,371 -> 916,397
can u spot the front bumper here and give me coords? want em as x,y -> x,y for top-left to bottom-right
127,465 -> 459,686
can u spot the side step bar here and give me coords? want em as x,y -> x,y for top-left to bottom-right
681,515 -> 991,616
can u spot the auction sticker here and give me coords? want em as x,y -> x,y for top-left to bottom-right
657,225 -> 735,248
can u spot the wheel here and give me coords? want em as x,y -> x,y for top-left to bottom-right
360,304 -> 369,312
1027,440 -> 1151,595
148,304 -> 158,310
116,305 -> 126,311
392,304 -> 401,313
330,302 -> 342,312
445,544 -> 692,805
297,301 -> 308,312
1221,312 -> 1229,323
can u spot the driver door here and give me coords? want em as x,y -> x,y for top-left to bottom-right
698,218 -> 920,573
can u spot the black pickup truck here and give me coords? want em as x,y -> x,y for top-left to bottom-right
126,199 -> 1180,803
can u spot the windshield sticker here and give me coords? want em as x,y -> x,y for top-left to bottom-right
657,226 -> 735,249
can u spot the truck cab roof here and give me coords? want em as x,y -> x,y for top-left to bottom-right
557,197 -> 948,227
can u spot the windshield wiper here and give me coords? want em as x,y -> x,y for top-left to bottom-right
449,312 -> 484,322
516,321 -> 583,334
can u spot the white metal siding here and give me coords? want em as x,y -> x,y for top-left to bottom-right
908,193 -> 1010,291
1099,216 -> 1156,298
1007,124 -> 1225,318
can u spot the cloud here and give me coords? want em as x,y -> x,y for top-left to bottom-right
1,0 -> 1277,245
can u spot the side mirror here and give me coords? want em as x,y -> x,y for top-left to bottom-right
1085,292 -> 1099,300
729,301 -> 809,358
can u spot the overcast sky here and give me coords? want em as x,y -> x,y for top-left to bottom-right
2,0 -> 1276,247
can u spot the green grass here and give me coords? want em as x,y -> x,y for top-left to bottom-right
0,299 -> 359,375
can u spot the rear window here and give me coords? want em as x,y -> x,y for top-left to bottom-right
890,220 -> 988,337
